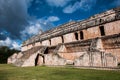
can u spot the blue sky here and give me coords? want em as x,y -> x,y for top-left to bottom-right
0,0 -> 120,50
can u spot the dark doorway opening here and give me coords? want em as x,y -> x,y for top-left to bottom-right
61,36 -> 64,43
80,31 -> 84,40
99,26 -> 105,36
43,56 -> 45,64
35,54 -> 44,66
75,32 -> 78,40
35,54 -> 40,66
118,63 -> 120,67
100,19 -> 102,23
49,39 -> 51,45
44,48 -> 48,54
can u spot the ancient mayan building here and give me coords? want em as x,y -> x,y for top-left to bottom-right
8,7 -> 120,68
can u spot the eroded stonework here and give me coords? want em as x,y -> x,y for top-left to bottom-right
8,7 -> 120,68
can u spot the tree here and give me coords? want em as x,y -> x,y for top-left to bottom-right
0,46 -> 20,63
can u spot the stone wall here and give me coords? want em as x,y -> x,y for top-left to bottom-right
86,26 -> 101,39
7,53 -> 18,64
8,7 -> 120,68
105,53 -> 117,67
21,19 -> 120,51
51,37 -> 62,46
36,54 -> 44,66
57,39 -> 92,60
102,34 -> 120,63
44,54 -> 66,66
74,51 -> 117,67
78,20 -> 120,40
35,42 -> 41,47
27,44 -> 33,50
92,52 -> 102,66
63,33 -> 76,43
21,52 -> 38,67
13,46 -> 46,67
42,40 -> 50,46
104,20 -> 120,36
21,12 -> 120,52
22,7 -> 120,47
7,52 -> 23,64
21,46 -> 28,51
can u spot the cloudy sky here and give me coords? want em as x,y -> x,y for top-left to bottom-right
0,0 -> 120,50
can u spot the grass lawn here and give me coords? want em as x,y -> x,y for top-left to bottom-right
0,64 -> 120,80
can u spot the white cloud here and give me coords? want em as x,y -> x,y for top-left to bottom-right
0,37 -> 12,47
27,24 -> 41,35
0,37 -> 21,50
20,16 -> 59,40
47,16 -> 60,22
63,2 -> 80,13
0,32 -> 4,35
20,22 -> 42,40
63,0 -> 96,13
46,0 -> 71,7
12,41 -> 21,50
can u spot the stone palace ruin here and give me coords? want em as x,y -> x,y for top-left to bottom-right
8,7 -> 120,68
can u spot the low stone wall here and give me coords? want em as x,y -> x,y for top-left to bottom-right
13,46 -> 47,67
21,52 -> 38,67
57,39 -> 92,60
7,53 -> 18,64
74,50 -> 117,67
7,52 -> 23,64
44,54 -> 66,66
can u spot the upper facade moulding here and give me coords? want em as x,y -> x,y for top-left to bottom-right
22,7 -> 120,46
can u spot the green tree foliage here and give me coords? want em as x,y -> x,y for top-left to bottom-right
0,46 -> 20,63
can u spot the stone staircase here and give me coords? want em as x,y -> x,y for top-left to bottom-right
40,46 -> 47,54
14,46 -> 47,67
53,44 -> 62,54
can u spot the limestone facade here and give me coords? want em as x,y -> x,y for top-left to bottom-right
8,7 -> 120,68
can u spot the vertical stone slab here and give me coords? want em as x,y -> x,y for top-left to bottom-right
82,53 -> 90,66
74,53 -> 90,66
92,52 -> 102,67
105,53 -> 117,67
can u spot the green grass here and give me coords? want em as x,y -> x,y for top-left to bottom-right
0,64 -> 120,80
